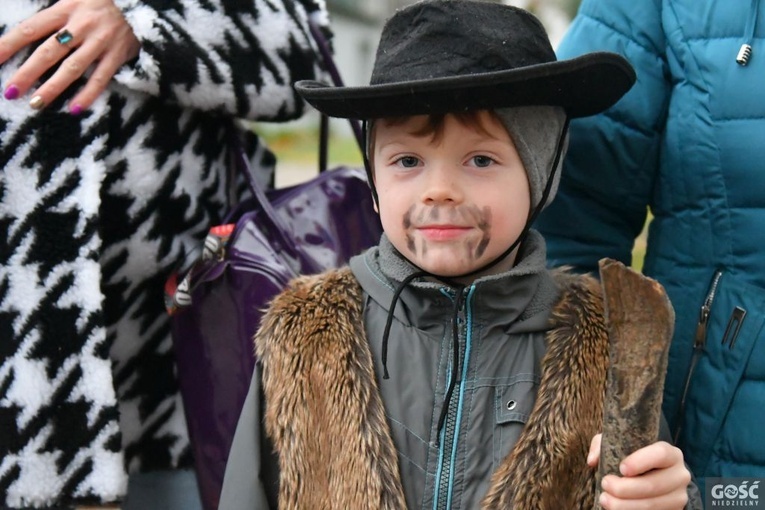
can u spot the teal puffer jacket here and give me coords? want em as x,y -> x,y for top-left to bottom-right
536,0 -> 765,491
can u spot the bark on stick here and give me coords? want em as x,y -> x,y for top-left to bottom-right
593,258 -> 674,510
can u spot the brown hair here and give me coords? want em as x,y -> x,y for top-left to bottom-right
367,111 -> 503,173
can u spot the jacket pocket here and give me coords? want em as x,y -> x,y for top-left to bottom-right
679,271 -> 765,476
493,379 -> 537,468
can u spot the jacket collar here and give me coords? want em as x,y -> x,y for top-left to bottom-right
350,230 -> 560,335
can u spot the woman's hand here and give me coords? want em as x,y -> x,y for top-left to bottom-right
588,433 -> 691,510
0,0 -> 140,113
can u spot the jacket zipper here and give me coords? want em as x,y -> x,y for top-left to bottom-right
673,269 -> 723,444
434,286 -> 475,510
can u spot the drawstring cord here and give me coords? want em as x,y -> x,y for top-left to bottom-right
737,0 -> 760,65
377,118 -> 571,443
381,270 -> 429,379
380,276 -> 465,447
361,121 -> 379,207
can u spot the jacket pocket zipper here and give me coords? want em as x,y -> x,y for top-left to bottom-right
673,269 -> 723,444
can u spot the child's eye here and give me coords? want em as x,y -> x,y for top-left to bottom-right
470,155 -> 495,168
395,156 -> 421,168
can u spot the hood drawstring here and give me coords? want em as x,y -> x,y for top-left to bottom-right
737,0 -> 760,65
380,275 -> 465,448
361,121 -> 379,207
377,118 -> 571,443
381,270 -> 428,379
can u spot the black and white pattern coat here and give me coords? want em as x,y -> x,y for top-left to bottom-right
0,0 -> 329,507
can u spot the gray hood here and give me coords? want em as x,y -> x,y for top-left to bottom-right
349,229 -> 560,336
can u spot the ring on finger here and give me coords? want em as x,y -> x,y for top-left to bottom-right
55,29 -> 74,46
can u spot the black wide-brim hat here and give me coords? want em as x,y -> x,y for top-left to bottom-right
296,0 -> 636,119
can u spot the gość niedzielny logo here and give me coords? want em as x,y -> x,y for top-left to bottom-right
710,480 -> 760,507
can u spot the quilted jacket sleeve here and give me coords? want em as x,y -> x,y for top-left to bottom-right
535,0 -> 671,272
111,0 -> 329,120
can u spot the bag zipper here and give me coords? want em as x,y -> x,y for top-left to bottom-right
673,269 -> 723,444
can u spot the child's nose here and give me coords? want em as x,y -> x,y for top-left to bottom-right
422,163 -> 463,204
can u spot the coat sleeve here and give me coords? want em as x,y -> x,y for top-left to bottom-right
535,0 -> 671,273
219,363 -> 276,510
111,0 -> 329,120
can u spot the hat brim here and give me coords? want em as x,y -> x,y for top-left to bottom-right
296,52 -> 635,119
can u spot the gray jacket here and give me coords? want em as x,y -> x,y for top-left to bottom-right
219,232 -> 701,509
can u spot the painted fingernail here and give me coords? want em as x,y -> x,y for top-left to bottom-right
4,85 -> 20,100
69,103 -> 83,115
29,95 -> 45,110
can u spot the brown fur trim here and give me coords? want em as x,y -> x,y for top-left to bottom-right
256,267 -> 407,510
481,270 -> 608,509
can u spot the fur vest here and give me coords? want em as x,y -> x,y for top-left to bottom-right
255,267 -> 609,509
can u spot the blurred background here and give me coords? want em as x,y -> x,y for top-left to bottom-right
257,0 -> 648,268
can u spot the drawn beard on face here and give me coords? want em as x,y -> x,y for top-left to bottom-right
402,204 -> 492,263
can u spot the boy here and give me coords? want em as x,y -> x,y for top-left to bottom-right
220,1 -> 701,508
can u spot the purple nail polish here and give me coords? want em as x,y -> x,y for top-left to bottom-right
4,85 -> 20,100
69,104 -> 83,115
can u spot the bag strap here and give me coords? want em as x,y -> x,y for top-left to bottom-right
308,17 -> 365,164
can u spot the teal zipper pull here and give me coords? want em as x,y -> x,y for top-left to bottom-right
693,270 -> 722,349
694,303 -> 711,349
674,269 -> 723,444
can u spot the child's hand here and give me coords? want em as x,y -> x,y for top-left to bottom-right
587,433 -> 691,510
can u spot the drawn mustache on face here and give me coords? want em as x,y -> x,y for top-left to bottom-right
402,204 -> 492,260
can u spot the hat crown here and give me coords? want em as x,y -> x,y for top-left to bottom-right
372,1 -> 555,85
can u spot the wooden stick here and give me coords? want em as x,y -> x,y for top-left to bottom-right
594,258 -> 674,509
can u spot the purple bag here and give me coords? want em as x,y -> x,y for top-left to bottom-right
168,22 -> 381,510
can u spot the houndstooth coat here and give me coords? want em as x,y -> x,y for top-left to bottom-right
0,1 -> 328,507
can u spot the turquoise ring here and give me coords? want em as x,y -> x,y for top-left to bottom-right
55,30 -> 74,45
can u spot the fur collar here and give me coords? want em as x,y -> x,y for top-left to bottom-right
256,267 -> 607,509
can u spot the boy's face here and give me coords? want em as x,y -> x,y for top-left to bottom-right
373,111 -> 530,279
